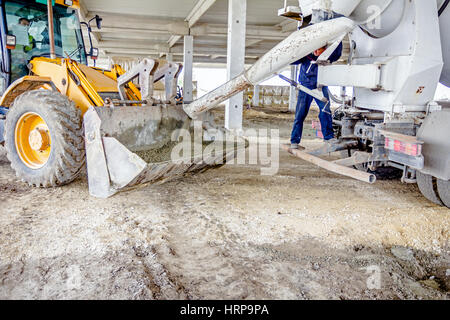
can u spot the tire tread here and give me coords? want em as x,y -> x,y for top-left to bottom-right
4,90 -> 85,187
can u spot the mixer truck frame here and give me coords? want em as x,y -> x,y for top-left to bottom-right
311,0 -> 450,208
293,0 -> 450,209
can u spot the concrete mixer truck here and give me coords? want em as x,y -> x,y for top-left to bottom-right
184,0 -> 450,208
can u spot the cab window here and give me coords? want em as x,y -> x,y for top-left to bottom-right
5,0 -> 87,82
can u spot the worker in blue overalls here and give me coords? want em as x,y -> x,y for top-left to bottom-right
290,43 -> 343,150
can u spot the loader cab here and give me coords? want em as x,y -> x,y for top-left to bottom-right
0,0 -> 87,94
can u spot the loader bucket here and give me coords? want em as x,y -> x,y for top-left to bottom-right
84,105 -> 246,198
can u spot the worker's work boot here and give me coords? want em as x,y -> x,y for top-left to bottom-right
308,138 -> 355,156
290,143 -> 305,151
325,138 -> 339,146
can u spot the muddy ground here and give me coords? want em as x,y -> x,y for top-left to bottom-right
0,105 -> 448,300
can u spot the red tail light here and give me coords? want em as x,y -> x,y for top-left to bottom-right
385,138 -> 422,157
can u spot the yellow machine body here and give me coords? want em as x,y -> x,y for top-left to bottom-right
1,55 -> 239,198
0,57 -> 137,114
0,0 -> 242,198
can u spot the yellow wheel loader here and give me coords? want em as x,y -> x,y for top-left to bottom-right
0,0 -> 244,197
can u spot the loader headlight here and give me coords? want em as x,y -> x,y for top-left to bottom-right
64,0 -> 73,6
6,35 -> 16,50
91,48 -> 99,60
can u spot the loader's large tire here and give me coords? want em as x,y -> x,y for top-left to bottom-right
4,90 -> 85,187
416,171 -> 443,206
437,179 -> 450,208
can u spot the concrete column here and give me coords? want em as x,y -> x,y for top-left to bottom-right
183,35 -> 194,103
225,0 -> 247,130
253,85 -> 260,107
288,65 -> 298,112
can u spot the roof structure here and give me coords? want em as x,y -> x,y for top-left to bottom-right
78,0 -> 300,66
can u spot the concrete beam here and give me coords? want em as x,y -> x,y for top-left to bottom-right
198,56 -> 260,64
168,35 -> 182,48
186,0 -> 218,28
168,0 -> 218,48
86,12 -> 189,35
93,27 -> 169,36
225,0 -> 246,131
98,40 -> 170,51
246,39 -> 263,47
105,53 -> 258,65
277,19 -> 298,33
101,45 -> 269,57
96,23 -> 286,41
191,24 -> 286,40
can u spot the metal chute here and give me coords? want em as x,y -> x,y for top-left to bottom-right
183,17 -> 355,119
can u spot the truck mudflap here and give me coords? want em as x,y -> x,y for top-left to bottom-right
417,109 -> 450,181
84,105 -> 246,198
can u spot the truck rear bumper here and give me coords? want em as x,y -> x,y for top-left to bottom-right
387,150 -> 424,170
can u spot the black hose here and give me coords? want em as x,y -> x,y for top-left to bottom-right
439,0 -> 450,16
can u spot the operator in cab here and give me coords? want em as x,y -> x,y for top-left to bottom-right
289,42 -> 343,150
10,17 -> 36,81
